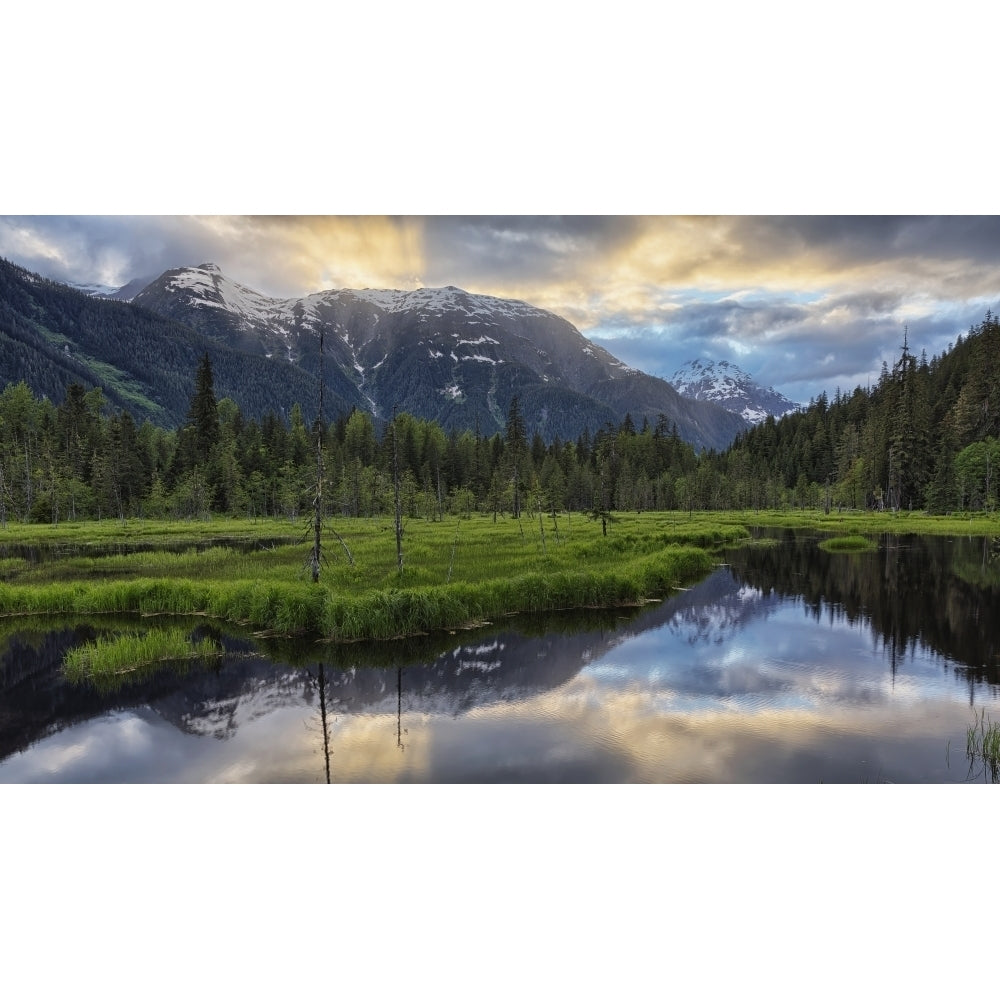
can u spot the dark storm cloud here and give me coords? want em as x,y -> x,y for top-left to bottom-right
729,216 -> 1000,275
0,216 -> 226,289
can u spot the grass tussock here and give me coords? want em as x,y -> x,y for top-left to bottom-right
63,626 -> 222,683
819,535 -> 877,553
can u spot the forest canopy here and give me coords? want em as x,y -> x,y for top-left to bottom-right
1,313 -> 998,525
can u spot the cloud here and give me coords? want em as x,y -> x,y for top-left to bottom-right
590,283 -> 1000,403
3,214 -> 1000,402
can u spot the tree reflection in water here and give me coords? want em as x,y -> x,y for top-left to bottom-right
2,534 -> 999,782
727,530 -> 1000,698
307,661 -> 407,781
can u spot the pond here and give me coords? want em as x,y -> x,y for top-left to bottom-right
1,530 -> 998,782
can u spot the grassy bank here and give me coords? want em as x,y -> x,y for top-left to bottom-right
0,513 -> 737,640
4,508 -> 993,641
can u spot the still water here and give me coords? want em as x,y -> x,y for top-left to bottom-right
2,530 -> 998,782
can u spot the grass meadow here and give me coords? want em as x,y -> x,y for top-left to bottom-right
1,508 -> 996,644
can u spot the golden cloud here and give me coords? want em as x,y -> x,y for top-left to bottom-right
151,216 -> 1000,333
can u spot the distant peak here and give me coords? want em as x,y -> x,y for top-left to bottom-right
196,262 -> 221,273
669,357 -> 800,426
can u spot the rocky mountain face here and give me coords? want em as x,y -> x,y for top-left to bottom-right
669,359 -> 800,425
129,264 -> 749,448
1,256 -> 749,448
0,256 -> 321,427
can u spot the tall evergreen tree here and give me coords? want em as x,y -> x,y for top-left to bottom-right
505,395 -> 527,518
185,353 -> 221,467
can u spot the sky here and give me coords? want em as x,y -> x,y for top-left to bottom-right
2,214 -> 998,405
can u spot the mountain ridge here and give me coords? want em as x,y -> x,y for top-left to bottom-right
0,257 -> 749,449
129,263 -> 749,448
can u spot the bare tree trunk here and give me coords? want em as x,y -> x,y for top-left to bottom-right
24,438 -> 32,521
447,527 -> 459,583
392,409 -> 403,574
311,330 -> 325,583
537,492 -> 546,554
317,661 -> 331,783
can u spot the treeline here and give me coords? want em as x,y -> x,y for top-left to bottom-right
2,312 -> 999,525
708,311 -> 1000,514
0,354 -> 702,524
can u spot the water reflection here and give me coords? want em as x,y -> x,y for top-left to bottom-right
726,531 -> 1000,693
1,533 -> 999,782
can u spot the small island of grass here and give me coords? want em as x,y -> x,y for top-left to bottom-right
818,534 -> 878,553
63,626 -> 223,684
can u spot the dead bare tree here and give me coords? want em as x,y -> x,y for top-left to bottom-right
392,407 -> 404,574
0,460 -> 7,529
310,329 -> 325,583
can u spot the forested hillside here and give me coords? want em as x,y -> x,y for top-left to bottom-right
709,313 -> 1000,513
0,257 -> 332,425
1,258 -> 748,450
0,354 -> 702,524
2,300 -> 998,525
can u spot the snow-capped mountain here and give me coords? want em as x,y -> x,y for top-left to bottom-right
669,359 -> 800,425
128,264 -> 749,448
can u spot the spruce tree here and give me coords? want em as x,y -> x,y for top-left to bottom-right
505,395 -> 527,518
186,353 -> 220,467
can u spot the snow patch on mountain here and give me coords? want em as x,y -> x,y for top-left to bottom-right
120,263 -> 752,449
670,359 -> 801,425
348,285 -> 542,322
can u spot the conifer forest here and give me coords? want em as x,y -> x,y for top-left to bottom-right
1,313 -> 998,526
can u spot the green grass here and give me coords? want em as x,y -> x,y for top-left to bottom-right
62,626 -> 222,684
0,557 -> 28,581
82,358 -> 167,420
711,509 -> 1000,536
3,508 -> 991,642
0,513 -> 726,640
818,535 -> 878,553
966,709 -> 1000,782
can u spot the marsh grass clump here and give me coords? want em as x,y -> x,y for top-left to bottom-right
966,709 -> 1000,782
819,535 -> 877,553
3,514 -> 729,641
321,544 -> 713,642
63,626 -> 223,684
